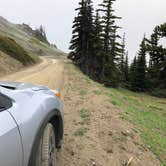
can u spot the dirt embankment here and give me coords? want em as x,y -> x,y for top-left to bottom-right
0,51 -> 23,77
57,60 -> 161,166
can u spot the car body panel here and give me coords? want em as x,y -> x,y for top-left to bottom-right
0,111 -> 23,166
0,81 -> 64,166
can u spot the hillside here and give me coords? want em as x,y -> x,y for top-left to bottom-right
58,60 -> 165,166
0,16 -> 63,75
0,51 -> 23,77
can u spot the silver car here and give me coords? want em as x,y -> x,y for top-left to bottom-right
0,81 -> 64,166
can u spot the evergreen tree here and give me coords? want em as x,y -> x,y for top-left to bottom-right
69,0 -> 126,88
99,0 -> 121,87
34,25 -> 49,44
158,23 -> 166,37
92,10 -> 103,81
119,33 -> 126,81
129,56 -> 138,90
146,25 -> 166,89
120,33 -> 125,71
129,36 -> 147,91
129,23 -> 166,94
110,28 -> 122,65
136,36 -> 147,91
84,0 -> 95,76
124,52 -> 129,84
68,0 -> 85,65
69,0 -> 95,75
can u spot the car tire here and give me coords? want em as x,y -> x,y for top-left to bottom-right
36,123 -> 56,166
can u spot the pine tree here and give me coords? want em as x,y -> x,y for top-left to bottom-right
120,33 -> 125,70
92,10 -> 103,81
84,0 -> 95,75
158,23 -> 166,89
69,0 -> 88,69
99,0 -> 121,87
129,36 -> 147,91
158,23 -> 166,37
124,52 -> 129,84
119,33 -> 126,82
146,26 -> 166,89
136,36 -> 147,91
69,0 -> 126,88
69,0 -> 95,75
129,56 -> 138,90
34,25 -> 49,43
111,28 -> 122,65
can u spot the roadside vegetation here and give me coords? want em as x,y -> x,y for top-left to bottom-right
74,128 -> 89,137
68,0 -> 166,98
77,63 -> 166,165
79,108 -> 91,124
59,61 -> 163,166
101,86 -> 166,165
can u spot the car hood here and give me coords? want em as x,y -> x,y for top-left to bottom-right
0,81 -> 48,91
0,81 -> 49,102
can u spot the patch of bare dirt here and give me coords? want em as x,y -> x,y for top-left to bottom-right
57,60 -> 161,166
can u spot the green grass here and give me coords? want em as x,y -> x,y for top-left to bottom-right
102,86 -> 166,165
79,108 -> 91,124
79,90 -> 87,96
74,128 -> 88,137
83,76 -> 92,84
111,98 -> 122,106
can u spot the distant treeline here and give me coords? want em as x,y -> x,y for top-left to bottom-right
129,24 -> 166,96
68,0 -> 166,97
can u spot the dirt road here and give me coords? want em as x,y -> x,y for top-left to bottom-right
1,56 -> 161,166
1,56 -> 64,92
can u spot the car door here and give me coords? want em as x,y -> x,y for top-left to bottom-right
0,102 -> 23,166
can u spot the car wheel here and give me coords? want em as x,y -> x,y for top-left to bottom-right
36,123 -> 56,166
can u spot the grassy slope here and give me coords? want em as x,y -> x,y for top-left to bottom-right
96,81 -> 166,165
118,90 -> 166,165
74,66 -> 166,165
0,16 -> 64,63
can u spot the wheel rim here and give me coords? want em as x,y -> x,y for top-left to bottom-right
49,133 -> 56,166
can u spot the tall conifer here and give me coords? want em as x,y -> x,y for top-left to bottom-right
136,36 -> 147,91
68,0 -> 87,67
92,10 -> 103,80
124,52 -> 129,84
99,0 -> 121,86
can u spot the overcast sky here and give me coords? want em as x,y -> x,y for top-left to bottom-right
0,0 -> 166,60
